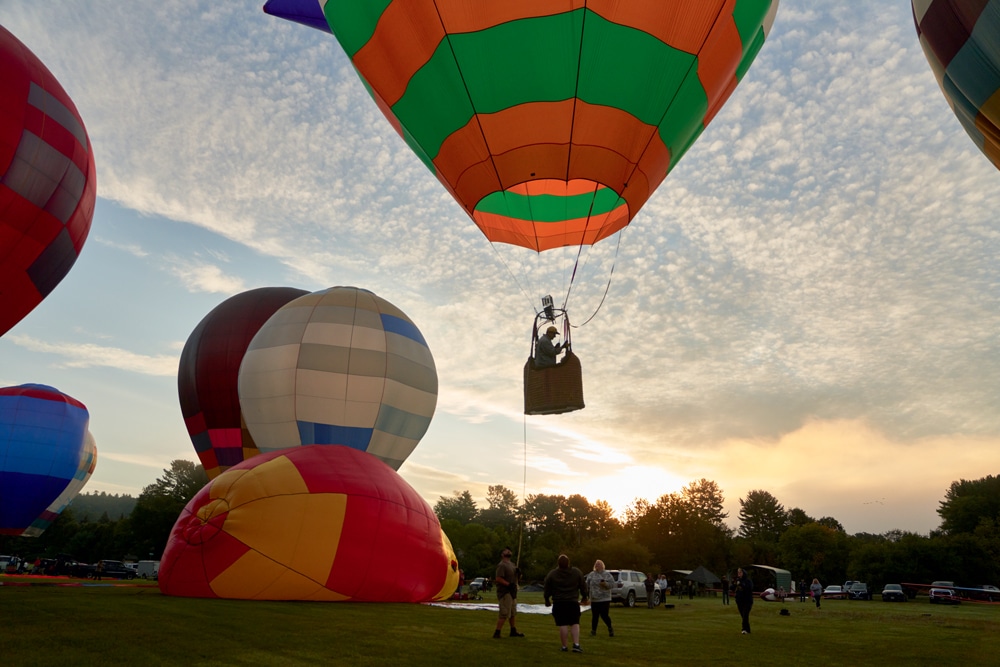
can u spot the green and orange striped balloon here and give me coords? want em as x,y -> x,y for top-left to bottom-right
264,1 -> 779,251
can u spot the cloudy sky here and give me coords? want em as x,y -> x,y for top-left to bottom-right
2,1 -> 998,537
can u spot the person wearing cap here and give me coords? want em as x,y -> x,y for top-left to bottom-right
535,325 -> 569,368
493,547 -> 525,638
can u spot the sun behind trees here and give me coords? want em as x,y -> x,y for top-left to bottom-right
434,476 -> 1000,590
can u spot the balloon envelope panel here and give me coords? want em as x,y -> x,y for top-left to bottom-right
178,286 -> 309,479
24,429 -> 96,537
0,25 -> 96,336
238,286 -> 438,470
0,384 -> 90,536
158,445 -> 459,602
263,1 -> 779,251
913,0 -> 1000,169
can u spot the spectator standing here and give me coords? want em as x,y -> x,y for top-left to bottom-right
584,560 -> 614,637
810,578 -> 823,608
644,573 -> 656,608
732,567 -> 754,634
721,574 -> 730,605
543,554 -> 589,653
492,547 -> 525,638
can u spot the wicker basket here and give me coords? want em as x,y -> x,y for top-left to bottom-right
524,350 -> 585,415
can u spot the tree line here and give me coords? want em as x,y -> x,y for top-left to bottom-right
435,476 -> 1000,590
3,462 -> 997,594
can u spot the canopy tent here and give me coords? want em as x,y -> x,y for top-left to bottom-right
685,566 -> 721,586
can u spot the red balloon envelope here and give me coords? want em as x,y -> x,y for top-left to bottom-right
177,287 -> 308,479
158,445 -> 459,602
0,26 -> 96,336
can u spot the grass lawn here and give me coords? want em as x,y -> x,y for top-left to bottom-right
2,578 -> 999,666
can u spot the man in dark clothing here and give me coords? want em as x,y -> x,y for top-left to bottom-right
543,554 -> 589,653
732,567 -> 754,634
493,547 -> 524,638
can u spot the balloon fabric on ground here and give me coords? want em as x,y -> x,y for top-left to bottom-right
178,286 -> 309,480
0,383 -> 92,536
263,0 -> 779,252
0,25 -> 96,336
913,0 -> 1000,171
158,444 -> 459,602
237,286 -> 438,471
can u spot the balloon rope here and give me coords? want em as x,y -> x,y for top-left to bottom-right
574,229 -> 623,328
516,412 -> 527,570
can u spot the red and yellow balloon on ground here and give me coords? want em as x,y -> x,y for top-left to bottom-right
158,445 -> 459,602
0,26 -> 96,336
263,0 -> 779,252
912,0 -> 1000,170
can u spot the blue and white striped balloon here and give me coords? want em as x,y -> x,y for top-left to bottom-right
237,287 -> 437,470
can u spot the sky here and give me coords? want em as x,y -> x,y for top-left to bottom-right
2,1 -> 999,538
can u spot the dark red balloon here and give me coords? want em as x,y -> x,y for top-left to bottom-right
178,287 -> 308,479
0,26 -> 96,336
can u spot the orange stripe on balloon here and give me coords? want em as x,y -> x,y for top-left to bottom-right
587,0 -> 728,54
354,0 -> 444,106
698,0 -> 742,125
473,205 -> 629,252
435,101 -> 668,220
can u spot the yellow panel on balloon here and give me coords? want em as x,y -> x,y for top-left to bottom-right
223,493 -> 347,583
210,548 -> 348,601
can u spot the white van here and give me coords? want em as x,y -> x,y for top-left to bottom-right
137,560 -> 160,580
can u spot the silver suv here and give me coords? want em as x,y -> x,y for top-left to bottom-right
607,569 -> 656,607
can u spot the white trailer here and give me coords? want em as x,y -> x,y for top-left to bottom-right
137,560 -> 160,579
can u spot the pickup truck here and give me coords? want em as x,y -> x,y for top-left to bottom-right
90,560 -> 135,580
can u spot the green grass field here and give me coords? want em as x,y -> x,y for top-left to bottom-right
2,579 -> 999,666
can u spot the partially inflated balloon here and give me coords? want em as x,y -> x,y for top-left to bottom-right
0,384 -> 91,536
0,26 -> 96,335
24,430 -> 97,537
238,287 -> 437,470
264,1 -> 778,251
158,445 -> 459,602
913,0 -> 1000,170
178,287 -> 309,479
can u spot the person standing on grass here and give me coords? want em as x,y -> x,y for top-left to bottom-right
810,578 -> 823,608
493,547 -> 525,638
732,567 -> 754,634
644,573 -> 657,608
544,554 -> 589,653
721,574 -> 730,605
584,560 -> 614,637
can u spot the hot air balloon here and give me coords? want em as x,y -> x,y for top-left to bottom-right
0,384 -> 91,536
178,287 -> 309,479
237,286 -> 437,470
912,0 -> 1000,170
263,1 -> 779,414
158,445 -> 459,602
24,429 -> 97,537
262,1 -> 779,252
0,26 -> 97,336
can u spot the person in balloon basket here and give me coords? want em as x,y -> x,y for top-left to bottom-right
732,567 -> 754,634
493,547 -> 525,638
584,559 -> 615,637
544,554 -> 589,653
535,325 -> 569,368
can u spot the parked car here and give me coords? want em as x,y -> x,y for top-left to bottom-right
881,583 -> 907,602
847,582 -> 871,600
822,585 -> 845,599
91,560 -> 135,580
608,569 -> 656,607
929,588 -> 960,605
